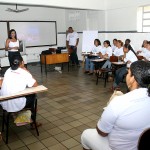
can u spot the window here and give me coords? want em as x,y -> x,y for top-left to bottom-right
137,6 -> 150,32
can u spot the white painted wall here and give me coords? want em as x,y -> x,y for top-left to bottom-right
106,7 -> 137,31
0,0 -> 106,10
0,4 -> 66,62
106,0 -> 150,9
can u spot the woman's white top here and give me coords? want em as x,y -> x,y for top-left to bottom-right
0,68 -> 36,112
97,88 -> 150,150
113,47 -> 124,56
8,39 -> 19,52
91,45 -> 102,54
103,46 -> 112,57
124,50 -> 138,68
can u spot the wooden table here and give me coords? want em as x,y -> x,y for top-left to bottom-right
40,53 -> 69,75
0,85 -> 48,101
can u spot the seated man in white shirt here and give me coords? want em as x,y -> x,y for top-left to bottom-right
0,55 -> 41,129
112,44 -> 138,90
81,60 -> 150,150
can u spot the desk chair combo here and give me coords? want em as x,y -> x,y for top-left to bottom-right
95,56 -> 119,87
1,95 -> 39,144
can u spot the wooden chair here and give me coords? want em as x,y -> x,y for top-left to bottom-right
138,128 -> 150,150
96,56 -> 118,87
1,94 -> 39,144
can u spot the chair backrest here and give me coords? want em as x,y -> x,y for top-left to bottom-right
138,128 -> 150,150
110,56 -> 118,62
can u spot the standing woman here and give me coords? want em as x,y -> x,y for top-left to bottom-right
5,29 -> 20,65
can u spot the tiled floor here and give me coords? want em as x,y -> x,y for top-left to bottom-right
0,63 -> 127,150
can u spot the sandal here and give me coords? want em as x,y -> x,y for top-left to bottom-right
30,122 -> 42,130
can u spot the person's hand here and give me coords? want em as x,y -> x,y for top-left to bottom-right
127,60 -> 131,64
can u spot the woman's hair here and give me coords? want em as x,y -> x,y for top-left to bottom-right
11,55 -> 23,70
8,29 -> 17,39
124,44 -> 137,58
125,39 -> 131,44
104,40 -> 111,47
113,39 -> 117,42
130,61 -> 150,96
94,39 -> 101,46
142,40 -> 148,48
117,40 -> 123,46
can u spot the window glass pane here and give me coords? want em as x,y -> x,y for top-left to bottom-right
143,27 -> 150,32
144,6 -> 150,12
143,20 -> 150,25
143,13 -> 150,19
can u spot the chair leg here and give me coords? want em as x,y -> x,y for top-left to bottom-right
2,110 -> 5,132
96,74 -> 99,85
6,113 -> 10,144
33,98 -> 39,136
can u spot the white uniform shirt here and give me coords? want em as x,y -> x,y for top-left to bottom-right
111,45 -> 116,52
8,40 -> 19,52
113,47 -> 124,56
124,50 -> 138,67
0,68 -> 36,112
91,45 -> 102,53
66,32 -> 79,46
143,49 -> 150,61
97,88 -> 150,150
105,46 -> 112,57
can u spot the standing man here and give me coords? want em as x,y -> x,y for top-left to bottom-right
66,27 -> 80,66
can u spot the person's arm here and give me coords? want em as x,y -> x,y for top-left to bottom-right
96,126 -> 108,137
21,65 -> 38,87
66,40 -> 70,49
96,100 -> 119,137
75,38 -> 79,47
5,39 -> 10,51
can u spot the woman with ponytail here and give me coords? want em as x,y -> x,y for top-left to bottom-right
112,44 -> 138,91
0,55 -> 41,129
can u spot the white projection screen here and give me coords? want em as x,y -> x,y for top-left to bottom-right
9,21 -> 57,47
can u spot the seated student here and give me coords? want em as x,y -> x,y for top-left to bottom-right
143,41 -> 150,62
112,44 -> 138,90
0,55 -> 41,128
81,60 -> 150,150
137,40 -> 148,54
125,39 -> 135,52
84,39 -> 102,75
101,40 -> 124,70
95,40 -> 112,73
111,39 -> 117,52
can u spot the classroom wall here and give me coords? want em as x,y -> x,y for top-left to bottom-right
0,4 -> 66,62
0,0 -> 106,10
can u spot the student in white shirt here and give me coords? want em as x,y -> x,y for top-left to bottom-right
101,40 -> 123,70
111,39 -> 117,52
84,39 -> 102,75
143,41 -> 150,62
5,29 -> 21,65
0,55 -> 41,129
137,40 -> 148,55
66,27 -> 80,66
125,39 -> 135,52
81,60 -> 150,150
113,40 -> 124,57
112,44 -> 138,90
